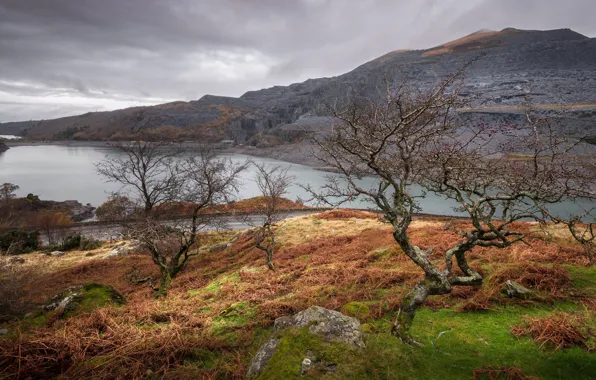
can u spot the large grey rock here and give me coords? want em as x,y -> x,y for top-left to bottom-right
50,251 -> 65,257
247,306 -> 364,378
0,328 -> 8,335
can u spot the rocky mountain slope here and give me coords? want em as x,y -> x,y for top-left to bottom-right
2,28 -> 595,146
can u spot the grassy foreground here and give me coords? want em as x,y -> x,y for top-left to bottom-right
0,210 -> 595,379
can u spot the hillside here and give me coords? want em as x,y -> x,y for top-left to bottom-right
2,28 -> 596,151
0,211 -> 595,378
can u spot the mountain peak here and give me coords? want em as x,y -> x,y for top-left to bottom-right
421,27 -> 588,57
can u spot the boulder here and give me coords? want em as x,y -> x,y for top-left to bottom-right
103,240 -> 141,259
0,328 -> 8,335
42,283 -> 125,316
247,306 -> 365,378
502,280 -> 534,300
50,251 -> 65,257
8,256 -> 25,264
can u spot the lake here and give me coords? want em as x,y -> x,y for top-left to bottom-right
0,144 -> 592,218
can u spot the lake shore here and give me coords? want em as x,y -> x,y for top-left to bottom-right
4,139 -> 327,169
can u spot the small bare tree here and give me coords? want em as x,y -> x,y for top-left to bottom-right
251,163 -> 295,270
305,65 -> 588,344
96,139 -> 183,212
98,144 -> 247,297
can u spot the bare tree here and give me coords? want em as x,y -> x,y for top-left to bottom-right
0,183 -> 19,203
95,139 -> 183,213
251,163 -> 295,270
305,66 -> 588,344
99,145 -> 247,297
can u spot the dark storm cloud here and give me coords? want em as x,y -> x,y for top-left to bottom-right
0,0 -> 593,122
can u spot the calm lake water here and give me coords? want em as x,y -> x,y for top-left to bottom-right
0,144 -> 592,218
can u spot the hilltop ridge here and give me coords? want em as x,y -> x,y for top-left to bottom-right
2,27 -> 595,159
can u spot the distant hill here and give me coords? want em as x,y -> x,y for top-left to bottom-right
2,28 -> 595,145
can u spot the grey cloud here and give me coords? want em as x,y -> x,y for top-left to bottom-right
0,0 -> 593,122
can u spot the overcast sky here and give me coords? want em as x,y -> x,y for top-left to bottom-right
0,0 -> 594,122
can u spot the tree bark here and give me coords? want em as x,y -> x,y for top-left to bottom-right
156,269 -> 172,298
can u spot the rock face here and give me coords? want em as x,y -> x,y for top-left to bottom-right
2,28 -> 596,159
247,306 -> 365,378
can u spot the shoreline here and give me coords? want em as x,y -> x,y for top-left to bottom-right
4,139 -> 331,170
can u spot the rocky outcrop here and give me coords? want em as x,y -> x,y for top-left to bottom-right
247,306 -> 365,378
0,142 -> 8,152
42,283 -> 125,316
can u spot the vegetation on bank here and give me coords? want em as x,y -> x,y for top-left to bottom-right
0,211 -> 594,379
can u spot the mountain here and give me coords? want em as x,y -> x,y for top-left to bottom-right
2,28 -> 596,148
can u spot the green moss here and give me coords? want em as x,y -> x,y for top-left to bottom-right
367,245 -> 402,261
362,306 -> 596,380
187,272 -> 240,297
567,265 -> 596,296
257,327 -> 365,380
341,302 -> 371,321
70,283 -> 125,316
211,301 -> 256,344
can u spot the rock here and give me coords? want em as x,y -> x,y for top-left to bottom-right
206,242 -> 232,253
103,240 -> 141,259
0,328 -> 8,335
273,306 -> 365,349
502,280 -> 534,300
247,306 -> 365,378
42,283 -> 125,316
247,337 -> 282,377
50,251 -> 65,257
8,256 -> 25,264
0,142 -> 8,153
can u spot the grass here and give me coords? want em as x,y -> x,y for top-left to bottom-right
0,212 -> 595,379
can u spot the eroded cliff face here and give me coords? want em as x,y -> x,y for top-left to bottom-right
1,28 -> 595,150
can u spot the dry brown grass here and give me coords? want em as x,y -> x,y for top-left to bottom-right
422,29 -> 519,57
314,209 -> 381,220
460,263 -> 571,311
511,312 -> 591,351
0,213 -> 593,378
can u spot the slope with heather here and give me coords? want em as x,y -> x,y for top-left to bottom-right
0,210 -> 595,379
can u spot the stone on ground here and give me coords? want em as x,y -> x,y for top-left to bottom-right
247,306 -> 365,378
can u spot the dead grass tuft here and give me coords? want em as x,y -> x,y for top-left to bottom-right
511,312 -> 591,351
460,263 -> 570,311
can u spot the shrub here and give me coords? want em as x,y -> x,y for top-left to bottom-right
0,229 -> 40,254
59,234 -> 102,251
0,259 -> 37,321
